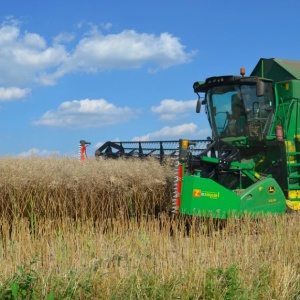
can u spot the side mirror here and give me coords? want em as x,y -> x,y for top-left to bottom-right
196,99 -> 201,113
196,94 -> 201,113
256,81 -> 265,97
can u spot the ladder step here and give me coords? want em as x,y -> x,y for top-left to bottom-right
289,174 -> 300,179
287,162 -> 300,167
287,152 -> 300,156
288,183 -> 300,189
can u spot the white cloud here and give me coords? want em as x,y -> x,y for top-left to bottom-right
0,19 -> 196,86
151,99 -> 197,121
132,123 -> 211,141
59,29 -> 196,75
23,32 -> 46,49
102,23 -> 112,30
32,98 -> 139,128
0,19 -> 67,86
0,87 -> 30,101
18,148 -> 60,157
53,32 -> 75,44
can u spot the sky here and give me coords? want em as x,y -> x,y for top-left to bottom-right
0,0 -> 300,157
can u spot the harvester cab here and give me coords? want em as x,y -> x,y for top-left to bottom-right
174,58 -> 300,219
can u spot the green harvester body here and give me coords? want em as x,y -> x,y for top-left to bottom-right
174,58 -> 300,219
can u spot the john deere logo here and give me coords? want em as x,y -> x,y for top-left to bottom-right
268,186 -> 275,194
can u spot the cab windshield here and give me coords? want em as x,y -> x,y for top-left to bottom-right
206,82 -> 274,139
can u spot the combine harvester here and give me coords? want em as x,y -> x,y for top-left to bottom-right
174,58 -> 300,219
87,58 -> 300,219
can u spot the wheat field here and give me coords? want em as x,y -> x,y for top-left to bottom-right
0,157 -> 300,299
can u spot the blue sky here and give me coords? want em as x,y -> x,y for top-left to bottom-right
0,0 -> 299,157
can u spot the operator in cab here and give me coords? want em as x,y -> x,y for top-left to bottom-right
224,92 -> 246,136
